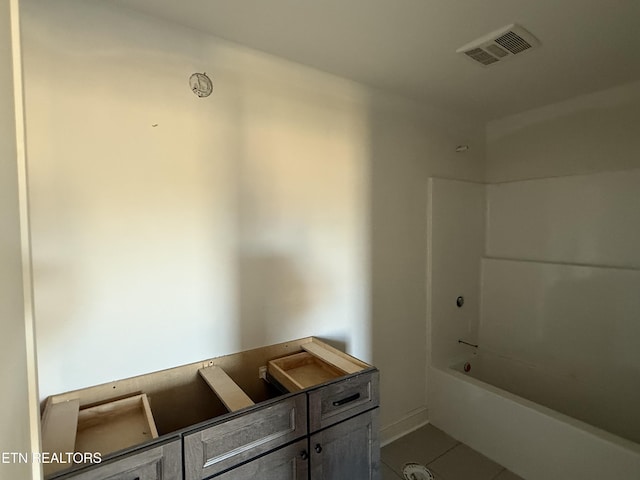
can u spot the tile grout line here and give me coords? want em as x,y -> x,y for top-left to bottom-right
424,441 -> 463,479
490,467 -> 507,479
381,442 -> 464,478
426,441 -> 462,466
381,458 -> 405,479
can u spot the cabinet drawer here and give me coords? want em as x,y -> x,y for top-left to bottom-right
212,439 -> 308,480
308,370 -> 379,432
53,438 -> 181,480
184,393 -> 307,480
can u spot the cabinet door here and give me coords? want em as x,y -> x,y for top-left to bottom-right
53,439 -> 182,480
310,408 -> 380,480
213,439 -> 308,480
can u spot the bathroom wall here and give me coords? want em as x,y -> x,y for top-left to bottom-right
20,0 -> 485,442
23,0 -> 369,399
486,81 -> 640,182
0,0 -> 38,477
427,178 -> 485,369
481,82 -> 640,440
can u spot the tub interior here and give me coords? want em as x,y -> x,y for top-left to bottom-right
452,350 -> 640,445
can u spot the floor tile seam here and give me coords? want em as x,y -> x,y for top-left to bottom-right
425,440 -> 462,467
381,438 -> 462,479
490,467 -> 507,479
424,442 -> 463,479
381,458 -> 404,479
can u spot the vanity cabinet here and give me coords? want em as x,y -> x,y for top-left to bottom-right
42,337 -> 379,480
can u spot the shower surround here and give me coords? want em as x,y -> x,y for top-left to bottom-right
427,169 -> 640,479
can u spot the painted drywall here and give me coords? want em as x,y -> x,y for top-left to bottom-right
427,178 -> 485,369
486,81 -> 640,183
23,0 -> 369,399
0,0 -> 39,478
369,103 -> 484,440
20,0 -> 485,443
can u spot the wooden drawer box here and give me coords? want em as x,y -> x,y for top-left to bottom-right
183,393 -> 307,480
42,393 -> 159,477
267,351 -> 345,391
267,338 -> 369,393
308,370 -> 379,432
76,394 -> 159,455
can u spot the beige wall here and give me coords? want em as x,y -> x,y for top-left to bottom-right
23,0 -> 369,399
21,0 -> 485,445
369,99 -> 484,441
0,0 -> 39,478
486,81 -> 640,183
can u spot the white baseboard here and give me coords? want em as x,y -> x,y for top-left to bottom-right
380,407 -> 429,446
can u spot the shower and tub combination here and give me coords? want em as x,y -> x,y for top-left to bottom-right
427,175 -> 640,480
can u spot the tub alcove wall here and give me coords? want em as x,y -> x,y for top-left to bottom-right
428,81 -> 640,479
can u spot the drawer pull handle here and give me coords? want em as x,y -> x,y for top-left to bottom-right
300,450 -> 309,460
332,393 -> 360,407
314,443 -> 323,454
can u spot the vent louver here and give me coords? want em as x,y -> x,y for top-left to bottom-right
456,24 -> 539,67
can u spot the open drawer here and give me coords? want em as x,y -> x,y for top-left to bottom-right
267,338 -> 369,392
41,393 -> 159,477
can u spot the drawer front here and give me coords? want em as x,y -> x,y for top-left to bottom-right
53,439 -> 181,480
308,370 -> 379,432
212,439 -> 308,480
184,393 -> 307,480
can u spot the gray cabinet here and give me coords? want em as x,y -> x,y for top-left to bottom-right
310,409 -> 380,480
183,394 -> 307,480
212,439 -> 308,480
54,439 -> 182,480
43,338 -> 379,480
308,370 -> 378,432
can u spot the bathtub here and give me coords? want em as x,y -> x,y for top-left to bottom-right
428,353 -> 640,480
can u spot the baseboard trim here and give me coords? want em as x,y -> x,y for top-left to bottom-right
380,407 -> 429,446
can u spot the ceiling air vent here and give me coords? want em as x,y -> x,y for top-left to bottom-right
456,24 -> 539,67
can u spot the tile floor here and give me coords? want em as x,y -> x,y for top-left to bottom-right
381,424 -> 524,480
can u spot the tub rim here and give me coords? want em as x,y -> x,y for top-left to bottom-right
439,363 -> 640,455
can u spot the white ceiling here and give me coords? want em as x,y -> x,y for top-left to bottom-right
115,0 -> 640,120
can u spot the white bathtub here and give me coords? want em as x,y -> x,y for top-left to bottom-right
428,356 -> 640,480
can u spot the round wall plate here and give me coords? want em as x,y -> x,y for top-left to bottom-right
189,72 -> 213,97
402,463 -> 435,480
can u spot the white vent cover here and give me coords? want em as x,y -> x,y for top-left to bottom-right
456,24 -> 539,67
